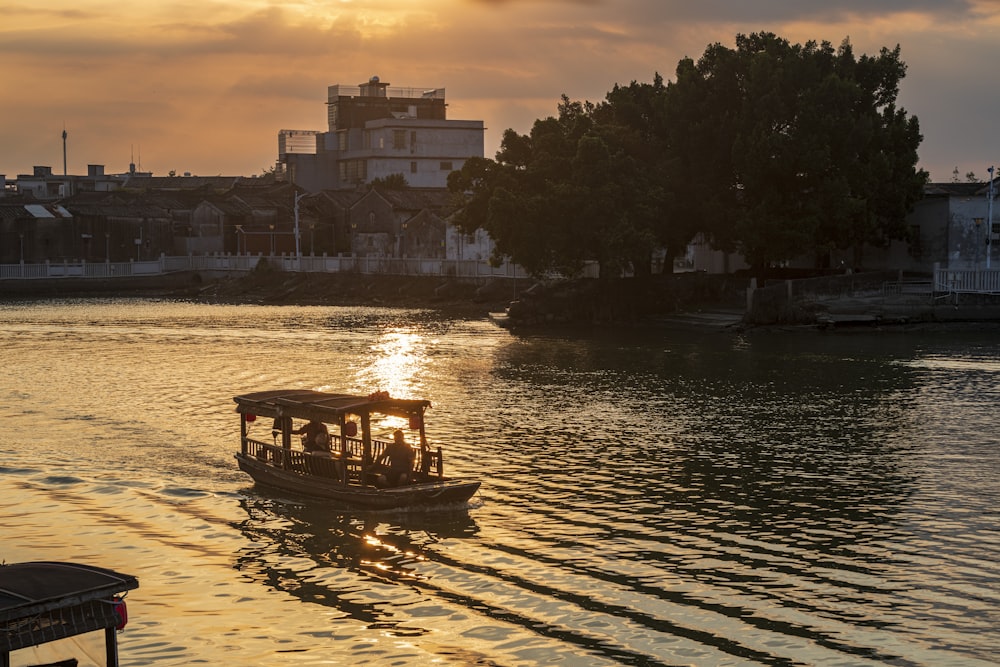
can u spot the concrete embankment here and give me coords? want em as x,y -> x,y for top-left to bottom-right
0,270 -> 519,317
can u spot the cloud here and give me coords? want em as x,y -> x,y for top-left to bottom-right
0,0 -> 996,180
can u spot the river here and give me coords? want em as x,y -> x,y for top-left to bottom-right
1,298 -> 997,666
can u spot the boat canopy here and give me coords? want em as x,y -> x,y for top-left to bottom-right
234,389 -> 431,423
0,561 -> 138,657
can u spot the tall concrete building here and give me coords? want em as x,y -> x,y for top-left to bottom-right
280,76 -> 484,193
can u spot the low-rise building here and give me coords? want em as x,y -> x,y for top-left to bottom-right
909,180 -> 999,271
14,165 -> 125,200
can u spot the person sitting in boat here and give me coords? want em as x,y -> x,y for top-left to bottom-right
293,419 -> 330,454
375,429 -> 414,487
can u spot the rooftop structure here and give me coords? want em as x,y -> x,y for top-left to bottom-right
327,76 -> 447,131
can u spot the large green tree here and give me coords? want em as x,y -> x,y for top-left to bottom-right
452,32 -> 926,278
666,33 -> 927,271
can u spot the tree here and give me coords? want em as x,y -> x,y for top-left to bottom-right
597,75 -> 689,274
450,93 -> 673,278
665,33 -> 927,272
452,32 -> 927,279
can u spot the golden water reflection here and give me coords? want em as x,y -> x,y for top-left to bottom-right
357,329 -> 428,400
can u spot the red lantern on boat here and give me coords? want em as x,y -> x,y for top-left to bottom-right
344,422 -> 358,437
409,415 -> 422,430
113,595 -> 128,630
245,414 -> 256,422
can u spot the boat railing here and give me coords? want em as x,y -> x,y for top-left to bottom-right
330,434 -> 365,460
243,434 -> 443,482
369,437 -> 444,479
245,438 -> 294,467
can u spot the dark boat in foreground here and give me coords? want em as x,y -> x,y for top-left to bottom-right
0,561 -> 138,667
233,389 -> 481,509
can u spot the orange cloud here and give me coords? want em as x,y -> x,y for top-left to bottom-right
0,0 -> 996,181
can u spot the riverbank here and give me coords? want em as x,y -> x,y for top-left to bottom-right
0,269 -> 522,318
5,269 -> 997,332
0,268 -> 748,325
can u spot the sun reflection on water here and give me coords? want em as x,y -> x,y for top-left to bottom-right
357,329 -> 429,400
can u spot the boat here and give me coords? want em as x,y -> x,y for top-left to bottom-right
0,561 -> 138,667
233,389 -> 481,509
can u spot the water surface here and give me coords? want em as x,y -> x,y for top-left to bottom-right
1,299 -> 997,665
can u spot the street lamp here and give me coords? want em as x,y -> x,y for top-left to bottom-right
269,224 -> 275,256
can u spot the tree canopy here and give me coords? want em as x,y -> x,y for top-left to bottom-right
449,32 -> 927,278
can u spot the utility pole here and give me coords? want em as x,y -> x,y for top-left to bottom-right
988,165 -> 995,270
294,191 -> 306,270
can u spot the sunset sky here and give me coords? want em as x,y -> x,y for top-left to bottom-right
2,0 -> 997,183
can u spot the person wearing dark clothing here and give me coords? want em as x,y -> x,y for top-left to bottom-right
376,429 -> 414,486
293,420 -> 330,453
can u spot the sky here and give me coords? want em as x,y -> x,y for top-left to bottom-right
1,0 -> 998,184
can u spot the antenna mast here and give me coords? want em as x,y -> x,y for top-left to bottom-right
62,125 -> 68,176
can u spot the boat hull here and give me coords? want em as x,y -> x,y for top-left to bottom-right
235,453 -> 480,509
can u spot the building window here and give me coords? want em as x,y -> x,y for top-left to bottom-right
410,131 -> 417,153
345,160 -> 367,183
410,161 -> 417,174
393,130 -> 406,150
440,161 -> 453,171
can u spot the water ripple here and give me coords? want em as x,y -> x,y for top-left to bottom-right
1,301 -> 997,665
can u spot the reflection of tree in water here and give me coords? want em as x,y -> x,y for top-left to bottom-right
490,330 -> 926,559
231,491 -> 479,630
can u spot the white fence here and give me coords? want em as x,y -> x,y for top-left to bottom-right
934,266 -> 1000,294
0,253 -> 540,281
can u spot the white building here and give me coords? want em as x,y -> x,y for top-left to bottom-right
280,76 -> 484,193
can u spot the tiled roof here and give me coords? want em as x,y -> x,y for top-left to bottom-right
379,188 -> 455,212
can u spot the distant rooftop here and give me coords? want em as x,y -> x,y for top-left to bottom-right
328,85 -> 445,100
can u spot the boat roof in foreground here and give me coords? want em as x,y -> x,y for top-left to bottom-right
234,389 -> 431,422
0,561 -> 139,652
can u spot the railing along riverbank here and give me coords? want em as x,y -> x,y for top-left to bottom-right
745,266 -> 1000,326
0,253 -> 546,281
934,266 -> 1000,294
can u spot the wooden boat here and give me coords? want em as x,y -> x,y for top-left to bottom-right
233,389 -> 481,509
0,561 -> 138,667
